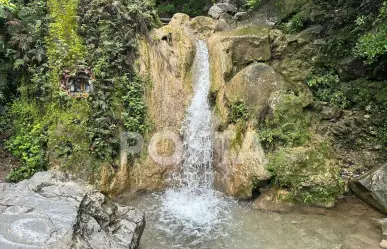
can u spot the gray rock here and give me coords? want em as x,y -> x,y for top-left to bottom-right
350,165 -> 387,214
0,171 -> 145,249
208,3 -> 237,19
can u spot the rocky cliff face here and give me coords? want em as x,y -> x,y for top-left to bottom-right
0,171 -> 145,249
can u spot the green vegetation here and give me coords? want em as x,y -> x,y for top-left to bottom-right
6,101 -> 47,182
245,0 -> 260,9
79,0 -> 154,161
307,70 -> 350,109
0,0 -> 155,182
283,11 -> 309,33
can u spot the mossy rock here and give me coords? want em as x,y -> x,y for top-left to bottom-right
225,63 -> 290,118
267,143 -> 344,207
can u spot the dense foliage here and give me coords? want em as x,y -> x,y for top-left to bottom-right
0,0 -> 155,182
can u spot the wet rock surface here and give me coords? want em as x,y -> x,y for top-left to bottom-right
0,171 -> 145,249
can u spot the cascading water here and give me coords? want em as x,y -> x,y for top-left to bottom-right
158,40 -> 233,243
173,39 -> 213,190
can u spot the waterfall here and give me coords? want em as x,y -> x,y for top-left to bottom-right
180,40 -> 213,190
160,41 -> 231,236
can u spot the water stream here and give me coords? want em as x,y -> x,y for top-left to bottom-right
155,40 -> 234,242
117,41 -> 383,249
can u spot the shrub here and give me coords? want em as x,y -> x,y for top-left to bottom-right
245,0 -> 260,9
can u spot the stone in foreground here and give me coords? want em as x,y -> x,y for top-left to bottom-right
0,171 -> 145,249
350,164 -> 387,214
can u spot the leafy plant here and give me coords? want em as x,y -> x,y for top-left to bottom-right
0,0 -> 16,19
284,11 -> 309,33
228,100 -> 250,124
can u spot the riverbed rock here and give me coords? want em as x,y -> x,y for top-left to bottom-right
0,171 -> 145,249
350,164 -> 387,214
208,3 -> 237,19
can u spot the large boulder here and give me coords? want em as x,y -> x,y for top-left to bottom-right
0,171 -> 145,249
139,16 -> 196,133
270,26 -> 323,84
350,165 -> 387,214
135,15 -> 197,191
